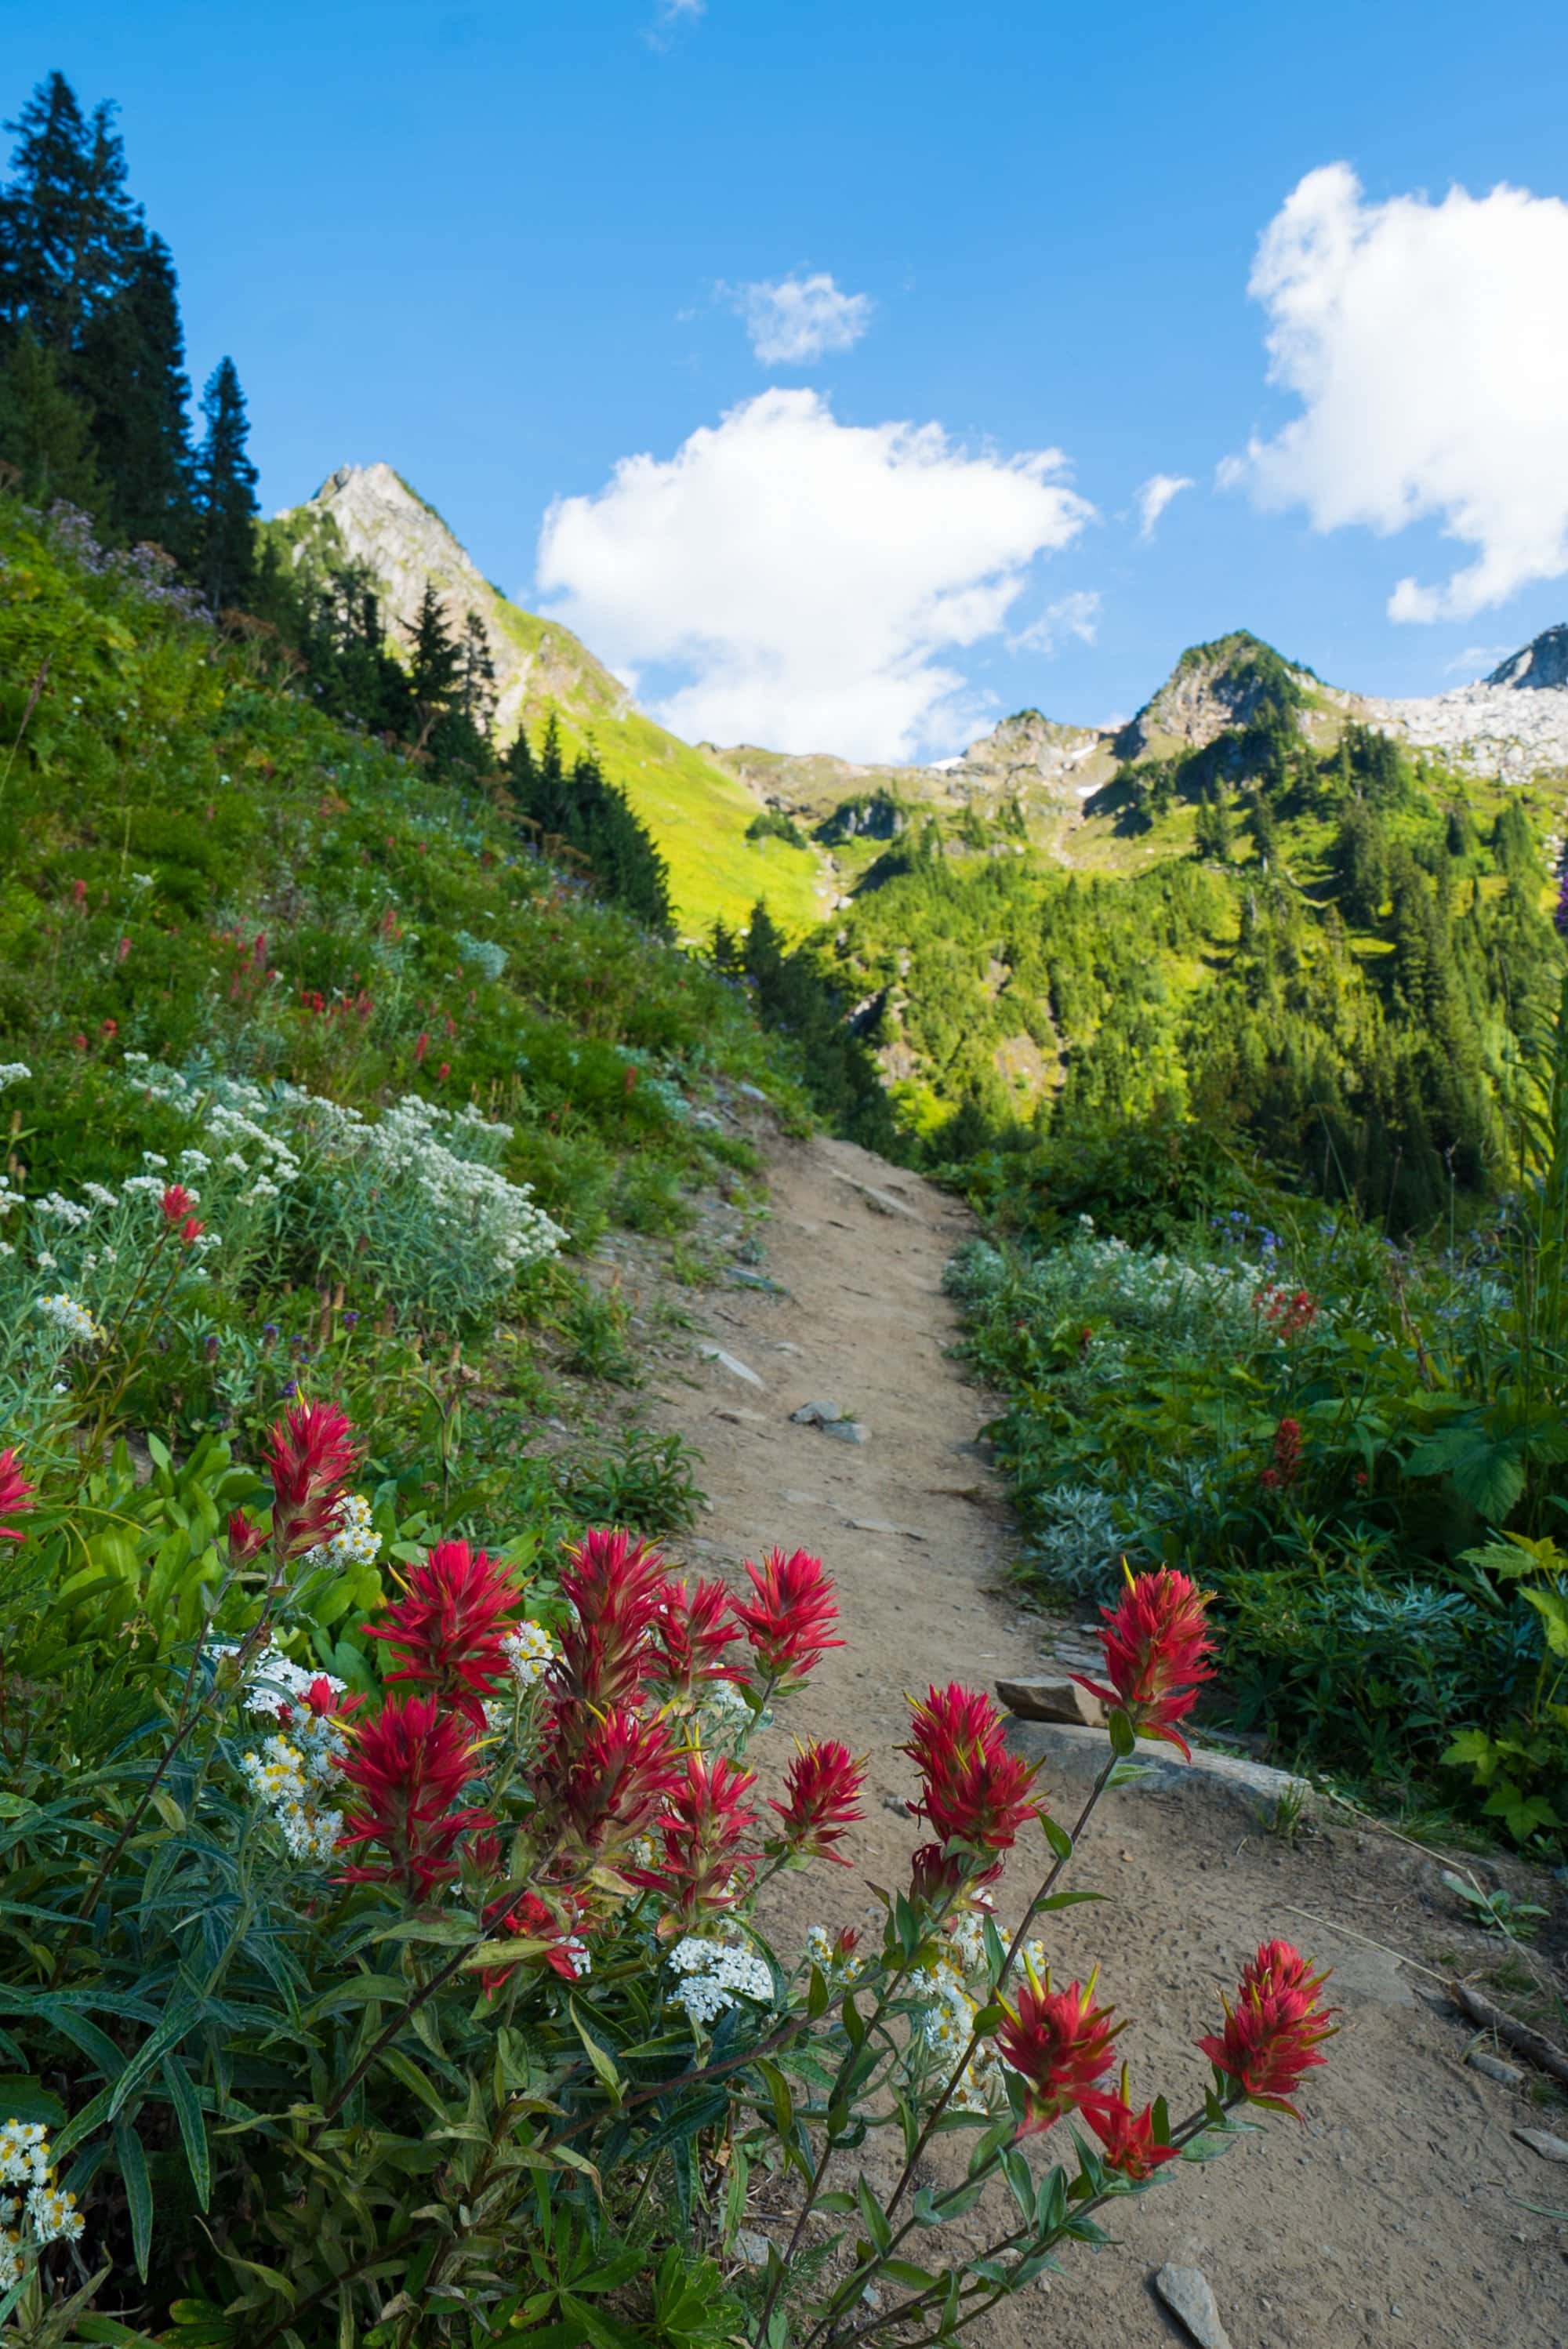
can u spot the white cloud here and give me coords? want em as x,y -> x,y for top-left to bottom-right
1136,473 -> 1193,539
535,388 -> 1094,760
1222,162 -> 1568,623
1011,589 -> 1102,655
720,271 -> 873,366
645,0 -> 704,49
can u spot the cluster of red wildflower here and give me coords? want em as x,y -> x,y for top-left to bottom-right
1259,1415 -> 1302,1492
1198,1938 -> 1337,2117
992,1935 -> 1332,2152
159,1182 -> 205,1245
263,1398 -> 359,1560
0,1450 -> 35,1544
731,1547 -> 843,1690
1073,1565 -> 1214,1759
369,1539 -> 523,1726
299,986 -> 375,1021
336,1694 -> 491,1901
902,1683 -> 1041,1892
1256,1284 -> 1317,1341
768,1740 -> 866,1867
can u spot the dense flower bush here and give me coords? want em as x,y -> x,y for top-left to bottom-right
0,1400 -> 1333,2346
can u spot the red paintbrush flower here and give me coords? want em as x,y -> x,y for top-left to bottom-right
651,1574 -> 744,1702
636,1751 -> 759,1930
555,1705 -> 684,1853
730,1547 -> 842,1690
263,1398 -> 359,1560
160,1182 -> 197,1225
226,1509 -> 269,1567
178,1213 -> 205,1244
367,1539 -> 522,1726
995,1962 -> 1125,2138
1073,1565 -> 1215,1760
550,1528 -> 667,1737
902,1683 -> 1042,1875
480,1886 -> 593,1991
768,1739 -> 866,1865
1083,2068 -> 1178,2178
1199,1939 -> 1336,2118
335,1693 -> 491,1901
0,1450 -> 35,1545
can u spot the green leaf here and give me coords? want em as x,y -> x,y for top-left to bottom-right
1040,1813 -> 1073,1863
855,2173 -> 891,2252
570,1999 -> 623,2104
161,2057 -> 211,2211
0,2075 -> 65,2127
1109,1707 -> 1135,1759
1522,1585 -> 1568,1659
114,2116 -> 154,2282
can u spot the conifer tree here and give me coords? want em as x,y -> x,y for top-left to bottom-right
78,230 -> 194,554
0,73 -> 131,357
0,323 -> 99,504
457,610 -> 497,737
193,356 -> 257,611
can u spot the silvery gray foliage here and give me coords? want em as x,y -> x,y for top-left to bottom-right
1025,1482 -> 1145,1602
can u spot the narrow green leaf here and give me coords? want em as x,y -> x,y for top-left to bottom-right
113,2118 -> 154,2282
160,2058 -> 210,2211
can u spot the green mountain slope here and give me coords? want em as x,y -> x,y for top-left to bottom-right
268,464 -> 826,941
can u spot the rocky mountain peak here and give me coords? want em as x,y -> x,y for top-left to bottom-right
1486,625 -> 1568,692
1116,630 -> 1311,762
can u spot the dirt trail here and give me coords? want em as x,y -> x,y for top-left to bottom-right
631,1127 -> 1564,2349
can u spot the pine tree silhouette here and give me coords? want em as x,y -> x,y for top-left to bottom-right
193,356 -> 258,611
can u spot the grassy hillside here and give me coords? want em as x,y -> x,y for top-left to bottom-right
484,595 -> 826,939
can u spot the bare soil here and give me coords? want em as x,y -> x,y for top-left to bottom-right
607,1124 -> 1568,2349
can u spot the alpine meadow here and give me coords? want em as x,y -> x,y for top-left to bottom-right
0,34 -> 1563,2349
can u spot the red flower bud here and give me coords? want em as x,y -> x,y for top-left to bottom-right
336,1693 -> 491,1901
902,1683 -> 1041,1877
367,1539 -> 522,1726
263,1398 -> 358,1560
731,1547 -> 841,1690
996,1962 -> 1124,2138
768,1738 -> 866,1865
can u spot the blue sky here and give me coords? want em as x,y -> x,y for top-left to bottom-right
5,0 -> 1568,757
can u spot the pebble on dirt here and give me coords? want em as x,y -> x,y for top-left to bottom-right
1465,2050 -> 1523,2087
995,1675 -> 1108,1727
1513,2126 -> 1568,2162
1152,2264 -> 1235,2349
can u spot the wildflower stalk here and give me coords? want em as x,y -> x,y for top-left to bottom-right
878,1751 -> 1118,2225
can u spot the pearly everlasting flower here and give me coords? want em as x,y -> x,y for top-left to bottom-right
501,1619 -> 557,1690
0,1065 -> 30,1091
36,1292 -> 103,1345
303,1490 -> 381,1573
81,1181 -> 119,1209
34,1192 -> 91,1229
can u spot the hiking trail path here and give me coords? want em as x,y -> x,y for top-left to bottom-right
600,1123 -> 1563,2349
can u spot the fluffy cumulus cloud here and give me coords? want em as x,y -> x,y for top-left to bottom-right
1011,589 -> 1102,655
1223,162 -> 1568,622
1136,473 -> 1192,539
535,390 -> 1094,760
720,271 -> 873,366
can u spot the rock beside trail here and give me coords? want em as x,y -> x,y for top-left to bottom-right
1515,2126 -> 1568,2163
791,1400 -> 871,1443
1466,2050 -> 1523,2087
996,1674 -> 1107,1727
1153,2264 -> 1234,2349
700,1345 -> 764,1389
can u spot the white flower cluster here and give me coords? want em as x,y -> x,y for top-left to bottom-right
502,1620 -> 557,1690
0,2121 -> 85,2287
904,1916 -> 1047,2118
667,1934 -> 774,2027
34,1193 -> 92,1230
35,1292 -> 103,1344
804,1926 -> 870,1989
0,1064 -> 30,1091
351,1094 -> 563,1281
303,1491 -> 380,1574
241,1733 -> 344,1864
0,1176 -> 17,1220
239,1644 -> 349,1862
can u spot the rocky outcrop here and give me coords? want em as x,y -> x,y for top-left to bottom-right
1113,630 -> 1314,762
1486,624 -> 1568,692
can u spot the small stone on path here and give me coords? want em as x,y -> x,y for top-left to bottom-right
1153,2264 -> 1234,2349
1515,2126 -> 1568,2162
699,1345 -> 764,1389
822,1418 -> 870,1444
791,1400 -> 844,1425
845,1516 -> 927,1541
1466,2051 -> 1523,2087
996,1675 -> 1106,1727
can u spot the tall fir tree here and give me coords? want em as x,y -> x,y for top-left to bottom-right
0,321 -> 99,504
0,72 -> 131,355
193,355 -> 257,611
78,229 -> 194,554
405,581 -> 462,746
